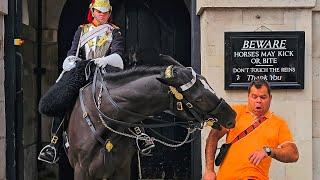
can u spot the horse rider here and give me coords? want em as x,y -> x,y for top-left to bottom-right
38,0 -> 155,164
38,0 -> 125,164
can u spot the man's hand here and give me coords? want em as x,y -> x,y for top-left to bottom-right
248,150 -> 268,166
203,170 -> 216,180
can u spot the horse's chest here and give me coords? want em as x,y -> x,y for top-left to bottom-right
88,138 -> 136,178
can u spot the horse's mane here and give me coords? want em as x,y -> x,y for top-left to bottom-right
103,66 -> 166,81
103,49 -> 184,82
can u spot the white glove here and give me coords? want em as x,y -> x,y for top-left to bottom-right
62,55 -> 81,71
94,54 -> 124,69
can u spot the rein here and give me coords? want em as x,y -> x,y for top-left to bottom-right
79,86 -> 197,149
90,67 -> 190,128
78,66 -> 205,153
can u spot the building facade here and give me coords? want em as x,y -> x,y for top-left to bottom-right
0,0 -> 7,179
199,0 -> 319,179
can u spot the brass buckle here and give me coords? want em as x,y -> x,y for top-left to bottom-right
177,102 -> 183,111
206,118 -> 218,127
134,127 -> 142,134
83,112 -> 88,118
51,135 -> 59,144
186,102 -> 193,108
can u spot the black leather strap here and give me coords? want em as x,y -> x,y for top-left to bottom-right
90,68 -> 188,128
79,86 -> 105,145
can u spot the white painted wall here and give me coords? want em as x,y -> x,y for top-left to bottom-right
0,0 -> 7,179
197,0 -> 316,179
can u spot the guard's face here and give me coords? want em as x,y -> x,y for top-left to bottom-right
247,85 -> 272,117
93,9 -> 111,25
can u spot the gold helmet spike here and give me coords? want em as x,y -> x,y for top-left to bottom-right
90,0 -> 112,13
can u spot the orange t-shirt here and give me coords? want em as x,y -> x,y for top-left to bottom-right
216,104 -> 294,180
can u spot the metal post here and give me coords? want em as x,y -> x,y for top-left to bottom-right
4,0 -> 17,179
190,0 -> 202,179
36,0 -> 44,174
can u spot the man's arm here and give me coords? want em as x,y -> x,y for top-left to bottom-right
248,142 -> 299,165
203,128 -> 228,180
67,26 -> 82,56
110,29 -> 124,57
271,142 -> 299,163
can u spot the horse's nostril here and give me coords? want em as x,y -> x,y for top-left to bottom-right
226,121 -> 235,128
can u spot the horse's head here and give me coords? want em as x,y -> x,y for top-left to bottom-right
157,65 -> 236,129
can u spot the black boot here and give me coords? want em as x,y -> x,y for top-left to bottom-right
38,116 -> 63,164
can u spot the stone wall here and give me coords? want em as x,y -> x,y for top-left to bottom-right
0,18 -> 5,180
312,2 -> 320,180
19,0 -> 64,179
198,0 -> 315,179
0,0 -> 7,179
38,0 -> 65,179
20,0 -> 39,178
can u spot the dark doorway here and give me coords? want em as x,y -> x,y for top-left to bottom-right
112,0 -> 191,66
114,1 -> 191,179
57,1 -> 90,179
57,0 -> 191,179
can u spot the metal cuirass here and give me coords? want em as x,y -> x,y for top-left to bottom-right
81,23 -> 114,59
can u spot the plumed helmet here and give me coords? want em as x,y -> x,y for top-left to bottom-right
90,0 -> 112,13
87,0 -> 112,23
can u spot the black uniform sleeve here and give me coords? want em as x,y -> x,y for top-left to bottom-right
108,29 -> 124,57
67,26 -> 82,56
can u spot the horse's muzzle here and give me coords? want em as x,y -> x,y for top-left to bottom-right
209,98 -> 236,129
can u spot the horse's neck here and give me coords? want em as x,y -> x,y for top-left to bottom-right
109,74 -> 169,116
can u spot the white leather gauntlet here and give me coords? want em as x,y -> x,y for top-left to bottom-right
62,55 -> 81,71
94,54 -> 124,69
56,56 -> 81,83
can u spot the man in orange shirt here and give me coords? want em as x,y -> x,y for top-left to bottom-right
203,79 -> 299,180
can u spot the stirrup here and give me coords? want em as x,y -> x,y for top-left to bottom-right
38,144 -> 59,164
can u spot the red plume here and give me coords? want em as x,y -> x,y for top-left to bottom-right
87,0 -> 95,23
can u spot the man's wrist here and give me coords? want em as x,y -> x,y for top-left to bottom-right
263,146 -> 272,156
205,165 -> 215,173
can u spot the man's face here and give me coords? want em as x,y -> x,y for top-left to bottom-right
248,85 -> 272,117
93,9 -> 111,25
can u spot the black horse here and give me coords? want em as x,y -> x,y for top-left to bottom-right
66,65 -> 236,179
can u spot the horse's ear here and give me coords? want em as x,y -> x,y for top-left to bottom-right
156,77 -> 170,85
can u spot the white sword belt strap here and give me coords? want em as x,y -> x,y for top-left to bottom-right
79,24 -> 113,48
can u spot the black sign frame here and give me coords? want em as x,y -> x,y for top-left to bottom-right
225,31 -> 305,89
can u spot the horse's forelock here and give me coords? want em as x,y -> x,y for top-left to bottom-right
172,66 -> 195,85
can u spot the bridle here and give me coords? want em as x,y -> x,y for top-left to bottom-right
164,65 -> 229,127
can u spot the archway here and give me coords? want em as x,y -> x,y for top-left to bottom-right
57,0 -> 192,179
